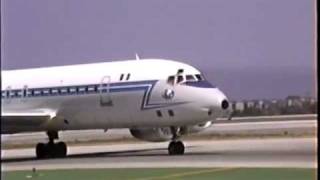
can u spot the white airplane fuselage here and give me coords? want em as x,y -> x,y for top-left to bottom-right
1,59 -> 229,134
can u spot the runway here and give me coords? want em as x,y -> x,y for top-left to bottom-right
2,137 -> 317,171
2,119 -> 316,148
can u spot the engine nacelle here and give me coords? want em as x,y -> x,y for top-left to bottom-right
130,121 -> 212,142
180,121 -> 212,135
130,127 -> 172,142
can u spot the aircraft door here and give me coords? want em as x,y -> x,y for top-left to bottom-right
4,86 -> 12,104
21,85 -> 28,102
99,76 -> 113,106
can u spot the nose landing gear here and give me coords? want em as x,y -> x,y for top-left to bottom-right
168,141 -> 185,155
168,127 -> 185,155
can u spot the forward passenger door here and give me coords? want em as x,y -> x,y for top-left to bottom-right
99,76 -> 113,106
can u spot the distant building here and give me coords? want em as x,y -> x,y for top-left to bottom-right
246,101 -> 255,108
231,101 -> 236,111
309,98 -> 316,104
254,100 -> 264,109
286,96 -> 303,107
304,96 -> 317,105
277,99 -> 287,107
231,101 -> 245,112
230,96 -> 317,116
235,101 -> 245,111
262,100 -> 272,109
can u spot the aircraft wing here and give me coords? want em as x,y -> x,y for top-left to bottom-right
1,112 -> 55,134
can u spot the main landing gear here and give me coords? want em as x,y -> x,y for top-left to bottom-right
168,127 -> 185,155
36,131 -> 67,159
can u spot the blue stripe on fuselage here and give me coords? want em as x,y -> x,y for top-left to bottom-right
1,80 -> 187,110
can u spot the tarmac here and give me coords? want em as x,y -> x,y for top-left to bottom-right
1,137 -> 317,171
1,118 -> 317,171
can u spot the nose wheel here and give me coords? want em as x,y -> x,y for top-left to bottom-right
168,141 -> 185,155
168,127 -> 185,155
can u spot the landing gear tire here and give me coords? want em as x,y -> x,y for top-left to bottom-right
36,143 -> 46,159
168,141 -> 185,155
56,142 -> 67,158
35,142 -> 67,159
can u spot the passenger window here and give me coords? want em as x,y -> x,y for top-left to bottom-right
60,88 -> 68,94
167,76 -> 175,85
177,75 -> 184,84
88,86 -> 95,92
168,110 -> 175,117
43,89 -> 49,95
156,110 -> 162,117
78,87 -> 86,93
34,90 -> 41,96
126,73 -> 131,80
51,89 -> 58,94
120,74 -> 124,81
69,87 -> 76,93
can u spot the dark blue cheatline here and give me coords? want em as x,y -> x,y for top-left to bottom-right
1,80 -> 188,110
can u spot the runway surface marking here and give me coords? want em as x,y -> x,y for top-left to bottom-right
137,167 -> 237,180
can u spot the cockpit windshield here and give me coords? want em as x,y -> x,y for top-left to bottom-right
186,75 -> 196,81
195,74 -> 204,81
167,76 -> 175,85
166,73 -> 205,85
177,75 -> 184,84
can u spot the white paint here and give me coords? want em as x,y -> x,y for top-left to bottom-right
1,59 -> 228,134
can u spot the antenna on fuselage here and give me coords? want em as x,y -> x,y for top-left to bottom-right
135,53 -> 140,60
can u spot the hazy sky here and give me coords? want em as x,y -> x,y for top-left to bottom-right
0,0 -> 316,100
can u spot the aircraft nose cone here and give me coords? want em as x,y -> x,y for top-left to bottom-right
221,99 -> 229,110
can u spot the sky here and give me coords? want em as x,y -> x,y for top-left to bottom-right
0,0 -> 316,100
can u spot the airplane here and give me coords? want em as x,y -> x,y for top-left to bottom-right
1,58 -> 229,159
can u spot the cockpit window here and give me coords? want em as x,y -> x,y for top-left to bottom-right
186,75 -> 196,81
195,74 -> 204,81
167,76 -> 175,85
168,73 -> 204,85
177,75 -> 184,84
